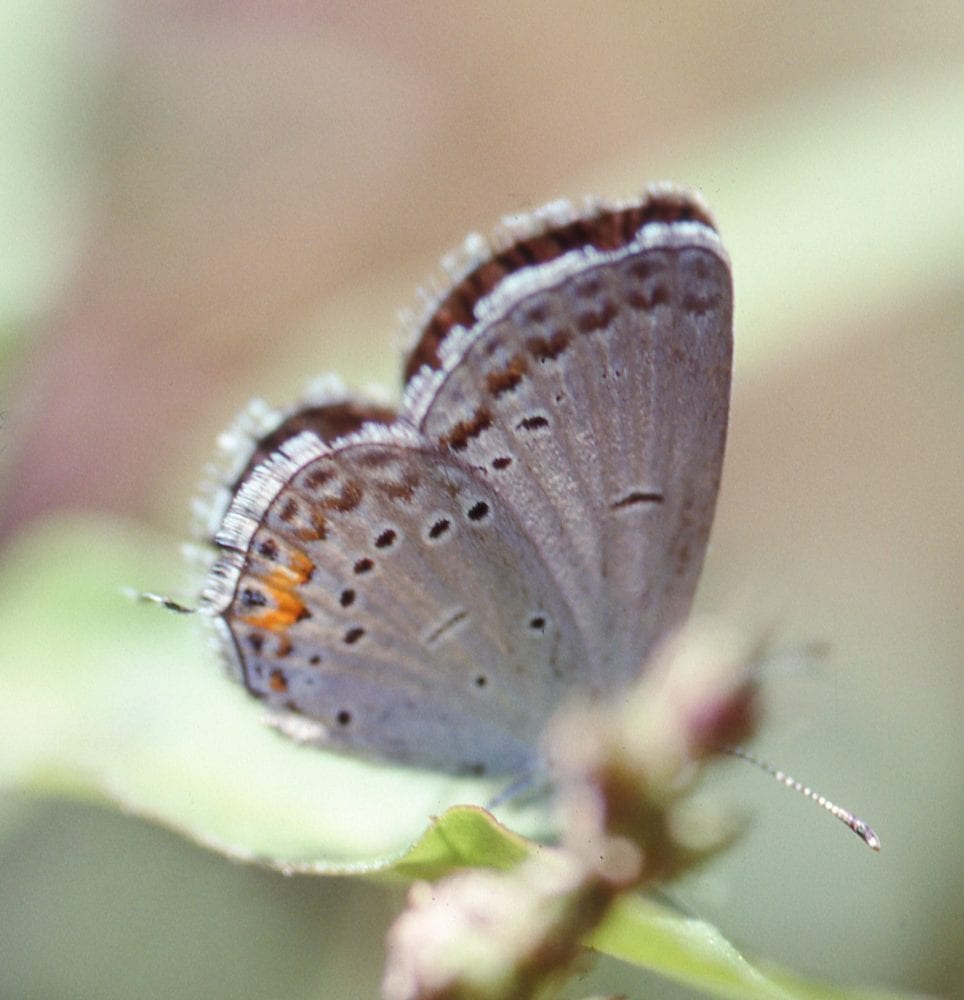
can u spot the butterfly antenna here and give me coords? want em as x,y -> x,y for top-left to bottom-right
723,745 -> 881,851
127,588 -> 197,615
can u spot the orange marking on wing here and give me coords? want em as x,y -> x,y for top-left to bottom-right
288,548 -> 315,583
241,567 -> 308,632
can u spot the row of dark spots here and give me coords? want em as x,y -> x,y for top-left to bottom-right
345,527 -> 398,601
338,515 -> 397,623
341,558 -> 375,648
479,290 -> 612,411
427,498 -> 489,541
336,505 -> 492,651
439,327 -> 569,453
252,509 -> 494,660
304,561 -> 367,659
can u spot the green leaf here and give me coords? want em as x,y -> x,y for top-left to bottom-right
0,517 -> 554,872
588,894 -> 912,1000
386,805 -> 534,882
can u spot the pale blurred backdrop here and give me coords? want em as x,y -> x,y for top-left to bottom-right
1,3 -> 961,997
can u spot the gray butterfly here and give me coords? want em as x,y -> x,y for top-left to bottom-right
195,184 -> 732,778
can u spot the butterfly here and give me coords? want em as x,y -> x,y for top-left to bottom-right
192,183 -> 732,779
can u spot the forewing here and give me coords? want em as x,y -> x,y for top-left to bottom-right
404,216 -> 732,692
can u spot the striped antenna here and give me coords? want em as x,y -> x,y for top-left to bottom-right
724,746 -> 881,851
127,588 -> 197,615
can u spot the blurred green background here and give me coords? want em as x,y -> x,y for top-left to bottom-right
1,2 -> 961,997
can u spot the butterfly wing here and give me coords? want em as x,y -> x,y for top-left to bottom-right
202,423 -> 585,775
200,187 -> 732,775
403,199 -> 732,694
